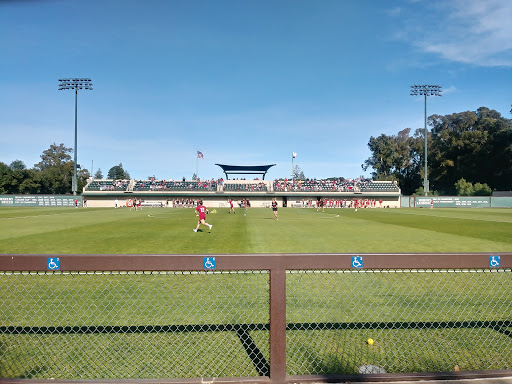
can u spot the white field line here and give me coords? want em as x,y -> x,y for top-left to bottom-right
1,209 -> 177,221
392,210 -> 512,224
318,214 -> 340,218
1,212 -> 85,220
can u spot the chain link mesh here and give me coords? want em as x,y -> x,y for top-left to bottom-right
2,268 -> 511,380
0,270 -> 270,379
286,269 -> 512,375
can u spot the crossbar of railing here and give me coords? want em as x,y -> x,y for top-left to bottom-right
2,253 -> 511,271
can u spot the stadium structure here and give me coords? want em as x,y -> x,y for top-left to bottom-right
82,165 -> 401,208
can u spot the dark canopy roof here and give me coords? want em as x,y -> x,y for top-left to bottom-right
215,164 -> 276,180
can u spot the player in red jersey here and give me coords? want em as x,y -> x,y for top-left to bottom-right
193,200 -> 212,232
228,199 -> 235,214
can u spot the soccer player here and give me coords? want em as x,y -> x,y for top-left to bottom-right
193,200 -> 213,232
228,199 -> 235,214
316,198 -> 325,212
271,198 -> 279,220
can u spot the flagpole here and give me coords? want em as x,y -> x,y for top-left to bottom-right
291,152 -> 294,182
196,154 -> 198,181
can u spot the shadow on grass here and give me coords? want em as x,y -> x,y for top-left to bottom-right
2,320 -> 511,377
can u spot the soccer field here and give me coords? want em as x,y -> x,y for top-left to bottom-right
0,206 -> 511,254
1,207 -> 512,379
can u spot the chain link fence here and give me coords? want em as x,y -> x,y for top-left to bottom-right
0,270 -> 270,379
1,264 -> 511,381
286,269 -> 512,375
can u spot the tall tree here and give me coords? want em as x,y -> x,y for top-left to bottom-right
293,165 -> 305,180
77,168 -> 91,193
9,160 -> 26,171
94,168 -> 103,179
34,143 -> 73,171
107,163 -> 130,180
34,143 -> 74,194
429,108 -> 512,193
366,107 -> 512,195
17,169 -> 41,194
362,128 -> 423,195
0,162 -> 14,194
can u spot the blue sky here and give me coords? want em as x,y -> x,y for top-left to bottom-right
1,0 -> 511,181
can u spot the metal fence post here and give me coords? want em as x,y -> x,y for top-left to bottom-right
269,266 -> 286,383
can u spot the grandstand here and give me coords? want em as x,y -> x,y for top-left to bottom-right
132,180 -> 218,192
82,177 -> 401,208
85,179 -> 130,191
361,181 -> 400,192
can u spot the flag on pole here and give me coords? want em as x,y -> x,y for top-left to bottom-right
197,151 -> 204,159
292,152 -> 297,158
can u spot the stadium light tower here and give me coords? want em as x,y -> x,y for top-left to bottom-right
59,78 -> 93,196
410,84 -> 442,196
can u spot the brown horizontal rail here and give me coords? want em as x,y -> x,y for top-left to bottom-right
1,253 -> 511,271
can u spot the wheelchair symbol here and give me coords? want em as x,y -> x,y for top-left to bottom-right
47,258 -> 60,270
351,256 -> 363,269
489,255 -> 500,268
204,257 -> 216,269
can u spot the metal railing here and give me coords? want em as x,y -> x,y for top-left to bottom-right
1,253 -> 512,383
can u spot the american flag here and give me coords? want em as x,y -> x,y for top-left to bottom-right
197,151 -> 204,159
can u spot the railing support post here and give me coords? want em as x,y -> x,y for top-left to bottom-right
269,267 -> 286,383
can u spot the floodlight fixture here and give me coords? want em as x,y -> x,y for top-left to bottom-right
59,78 -> 93,196
410,84 -> 442,196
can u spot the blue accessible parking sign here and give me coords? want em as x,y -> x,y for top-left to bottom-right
489,255 -> 500,268
47,258 -> 60,270
204,257 -> 215,269
351,256 -> 363,269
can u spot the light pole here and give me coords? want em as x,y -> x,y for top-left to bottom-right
410,84 -> 442,196
59,78 -> 93,195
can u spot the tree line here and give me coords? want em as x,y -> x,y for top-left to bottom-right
0,143 -> 130,195
2,106 -> 511,196
362,107 -> 512,195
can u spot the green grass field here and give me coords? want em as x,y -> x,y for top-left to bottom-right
1,206 -> 512,253
1,207 -> 512,379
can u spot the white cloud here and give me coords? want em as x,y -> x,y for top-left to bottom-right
386,7 -> 402,17
399,0 -> 512,67
442,85 -> 457,95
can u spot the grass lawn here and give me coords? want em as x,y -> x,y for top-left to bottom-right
1,207 -> 511,379
1,206 -> 511,253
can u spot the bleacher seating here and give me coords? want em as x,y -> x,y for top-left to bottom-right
86,178 -> 400,194
85,180 -> 129,191
361,182 -> 400,192
132,180 -> 218,192
273,178 -> 399,193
